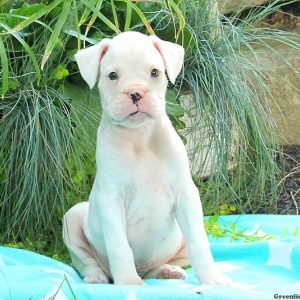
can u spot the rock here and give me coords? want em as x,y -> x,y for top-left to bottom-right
219,0 -> 289,13
219,0 -> 269,13
257,42 -> 300,145
217,2 -> 300,145
180,94 -> 237,178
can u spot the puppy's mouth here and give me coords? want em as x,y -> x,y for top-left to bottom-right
127,110 -> 151,118
129,111 -> 139,116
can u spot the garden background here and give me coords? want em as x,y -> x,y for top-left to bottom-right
0,0 -> 299,263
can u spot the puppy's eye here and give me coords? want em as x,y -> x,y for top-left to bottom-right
108,72 -> 118,80
151,69 -> 159,78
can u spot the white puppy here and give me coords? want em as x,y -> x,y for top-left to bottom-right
63,31 -> 230,286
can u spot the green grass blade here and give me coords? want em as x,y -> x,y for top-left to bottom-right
12,0 -> 63,32
168,0 -> 185,40
84,0 -> 104,38
80,0 -> 120,34
0,36 -> 8,98
0,23 -> 41,84
71,0 -> 81,50
116,0 -> 154,34
41,0 -> 71,69
79,0 -> 97,26
131,2 -> 154,35
64,275 -> 78,300
124,1 -> 132,31
110,0 -> 119,29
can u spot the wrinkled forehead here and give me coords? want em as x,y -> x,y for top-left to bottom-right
101,33 -> 165,71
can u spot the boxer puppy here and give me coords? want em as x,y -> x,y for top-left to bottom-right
63,31 -> 231,286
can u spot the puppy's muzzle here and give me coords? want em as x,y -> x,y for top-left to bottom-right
128,89 -> 145,105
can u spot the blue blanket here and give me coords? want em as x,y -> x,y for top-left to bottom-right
0,215 -> 299,300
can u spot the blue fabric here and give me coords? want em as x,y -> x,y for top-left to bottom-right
0,215 -> 299,300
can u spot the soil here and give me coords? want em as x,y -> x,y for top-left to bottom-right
234,1 -> 300,33
259,1 -> 300,33
277,145 -> 300,214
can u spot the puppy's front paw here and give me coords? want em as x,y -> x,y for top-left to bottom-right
199,270 -> 233,286
83,266 -> 110,284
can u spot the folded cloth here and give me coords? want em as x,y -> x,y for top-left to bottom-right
0,215 -> 299,300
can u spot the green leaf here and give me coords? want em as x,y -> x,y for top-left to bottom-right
229,205 -> 237,212
89,30 -> 107,42
166,90 -> 185,118
9,3 -> 44,16
41,0 -> 71,69
220,203 -> 229,210
8,79 -> 20,91
167,103 -> 185,118
5,13 -> 53,32
12,0 -> 63,32
7,3 -> 46,28
293,227 -> 299,237
0,35 -> 8,98
55,64 -> 69,80
65,49 -> 77,61
170,117 -> 186,130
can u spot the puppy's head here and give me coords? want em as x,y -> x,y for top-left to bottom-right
75,32 -> 184,128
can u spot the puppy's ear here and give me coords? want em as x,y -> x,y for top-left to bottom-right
75,39 -> 111,89
150,35 -> 184,84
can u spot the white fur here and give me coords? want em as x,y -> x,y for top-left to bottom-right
75,38 -> 111,89
63,32 -> 232,286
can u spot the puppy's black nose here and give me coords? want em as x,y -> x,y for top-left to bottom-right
127,89 -> 145,104
130,92 -> 141,104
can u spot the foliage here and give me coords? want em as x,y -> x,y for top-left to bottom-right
3,236 -> 71,264
204,216 -> 276,242
168,0 -> 300,214
0,25 -> 83,240
0,0 -> 187,242
0,0 -> 300,246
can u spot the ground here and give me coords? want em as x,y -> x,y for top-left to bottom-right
259,1 -> 300,33
278,145 -> 300,214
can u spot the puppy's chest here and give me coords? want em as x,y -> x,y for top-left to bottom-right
124,152 -> 177,221
126,181 -> 174,213
125,148 -> 176,185
125,182 -> 176,245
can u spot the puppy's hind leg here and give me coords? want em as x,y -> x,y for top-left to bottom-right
62,202 -> 109,284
